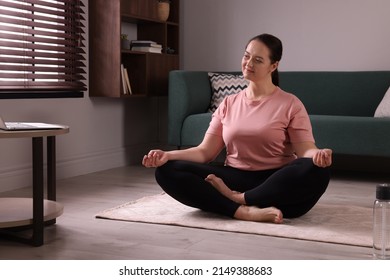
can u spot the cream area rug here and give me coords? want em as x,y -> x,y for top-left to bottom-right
96,193 -> 372,248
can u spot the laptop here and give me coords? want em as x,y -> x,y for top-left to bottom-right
0,116 -> 63,131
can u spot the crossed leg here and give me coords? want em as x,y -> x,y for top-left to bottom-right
205,174 -> 283,224
205,174 -> 245,204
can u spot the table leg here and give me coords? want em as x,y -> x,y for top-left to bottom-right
32,137 -> 44,246
47,136 -> 56,201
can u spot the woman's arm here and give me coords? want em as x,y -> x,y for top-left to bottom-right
292,141 -> 332,168
142,133 -> 225,168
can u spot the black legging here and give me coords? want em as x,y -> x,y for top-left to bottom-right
155,158 -> 330,219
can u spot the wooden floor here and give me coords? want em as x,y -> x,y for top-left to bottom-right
0,165 -> 388,260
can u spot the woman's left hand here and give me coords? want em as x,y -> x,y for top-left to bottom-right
313,148 -> 332,167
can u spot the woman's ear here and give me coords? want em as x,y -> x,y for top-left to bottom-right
271,61 -> 279,72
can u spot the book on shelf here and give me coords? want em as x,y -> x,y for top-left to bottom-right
131,40 -> 156,44
120,64 -> 127,94
131,40 -> 162,48
120,64 -> 132,95
123,68 -> 132,94
131,46 -> 162,53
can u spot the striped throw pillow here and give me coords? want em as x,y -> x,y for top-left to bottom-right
208,72 -> 248,112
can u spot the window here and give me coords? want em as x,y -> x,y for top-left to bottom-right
0,0 -> 86,98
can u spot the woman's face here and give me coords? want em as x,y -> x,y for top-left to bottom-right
241,39 -> 278,83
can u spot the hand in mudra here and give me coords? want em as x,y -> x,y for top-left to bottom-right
313,148 -> 332,167
142,150 -> 168,168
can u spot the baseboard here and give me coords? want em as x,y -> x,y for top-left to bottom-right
0,143 -> 155,193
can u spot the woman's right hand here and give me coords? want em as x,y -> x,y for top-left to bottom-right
142,149 -> 169,168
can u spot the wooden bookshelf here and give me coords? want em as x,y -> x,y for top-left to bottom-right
89,0 -> 180,97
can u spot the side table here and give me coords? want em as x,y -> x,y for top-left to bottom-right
0,126 -> 69,246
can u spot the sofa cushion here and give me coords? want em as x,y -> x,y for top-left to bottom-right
374,86 -> 390,117
279,71 -> 390,116
208,72 -> 248,112
310,115 -> 390,157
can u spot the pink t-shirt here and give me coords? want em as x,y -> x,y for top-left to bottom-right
206,87 -> 314,170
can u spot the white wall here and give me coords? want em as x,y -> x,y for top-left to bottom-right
0,96 -> 165,191
181,0 -> 390,71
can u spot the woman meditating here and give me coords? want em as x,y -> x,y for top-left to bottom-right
142,33 -> 332,224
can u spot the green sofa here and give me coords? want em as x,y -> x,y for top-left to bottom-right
168,70 -> 390,163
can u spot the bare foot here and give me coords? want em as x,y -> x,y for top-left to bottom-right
235,205 -> 283,224
205,174 -> 245,204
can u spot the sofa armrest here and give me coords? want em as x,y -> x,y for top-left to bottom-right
168,71 -> 213,146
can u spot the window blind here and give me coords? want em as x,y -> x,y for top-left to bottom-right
0,0 -> 86,97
